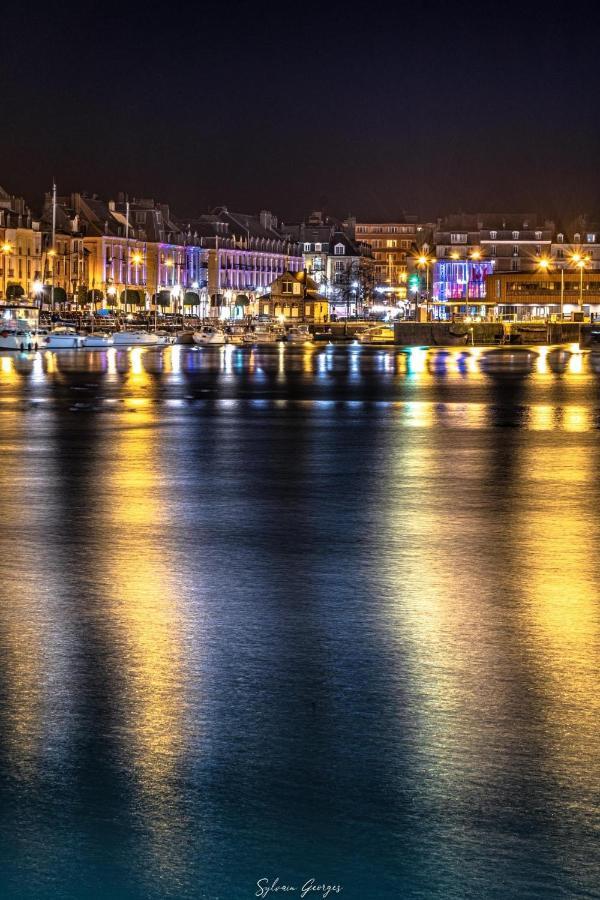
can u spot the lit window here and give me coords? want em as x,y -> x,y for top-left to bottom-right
535,231 -> 542,240
334,243 -> 345,255
557,233 -> 564,243
490,230 -> 497,240
512,231 -> 519,239
586,233 -> 595,243
315,243 -> 321,251
304,242 -> 311,251
386,240 -> 397,248
574,232 -> 581,243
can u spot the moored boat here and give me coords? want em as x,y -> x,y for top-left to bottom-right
0,304 -> 40,351
113,330 -> 161,346
286,325 -> 312,344
356,325 -> 395,344
83,332 -> 114,348
243,326 -> 279,345
45,327 -> 85,349
193,326 -> 226,345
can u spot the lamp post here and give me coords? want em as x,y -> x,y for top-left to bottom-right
1,242 -> 13,300
417,254 -> 433,320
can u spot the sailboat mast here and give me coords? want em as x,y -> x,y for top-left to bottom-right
124,198 -> 129,315
51,181 -> 56,311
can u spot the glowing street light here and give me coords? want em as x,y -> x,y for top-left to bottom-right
1,242 -> 13,299
416,254 -> 434,320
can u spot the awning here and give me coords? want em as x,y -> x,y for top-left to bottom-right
121,289 -> 144,305
154,290 -> 172,307
235,294 -> 250,306
183,291 -> 200,306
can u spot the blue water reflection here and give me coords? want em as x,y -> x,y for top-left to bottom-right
0,345 -> 598,899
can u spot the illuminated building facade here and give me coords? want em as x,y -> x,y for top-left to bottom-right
354,220 -> 432,299
260,270 -> 328,322
486,270 -> 600,318
0,187 -> 43,300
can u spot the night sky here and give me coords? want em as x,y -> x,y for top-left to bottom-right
3,1 -> 600,222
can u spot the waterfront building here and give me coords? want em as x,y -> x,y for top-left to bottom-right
551,220 -> 600,271
433,213 -> 555,305
354,219 -> 432,302
282,213 -> 374,315
261,270 -> 328,322
0,187 -> 43,301
485,270 -> 600,318
183,207 -> 303,316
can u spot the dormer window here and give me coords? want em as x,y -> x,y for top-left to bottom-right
512,231 -> 519,239
586,233 -> 596,243
490,230 -> 497,240
303,242 -> 311,251
282,279 -> 294,294
574,233 -> 581,243
557,233 -> 564,243
315,243 -> 322,252
334,243 -> 345,255
535,231 -> 542,240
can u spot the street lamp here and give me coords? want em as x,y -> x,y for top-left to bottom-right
416,254 -> 433,320
1,242 -> 13,300
465,248 -> 482,315
575,255 -> 590,309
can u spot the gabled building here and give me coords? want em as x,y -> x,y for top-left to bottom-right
0,187 -> 43,301
261,270 -> 328,322
181,207 -> 303,312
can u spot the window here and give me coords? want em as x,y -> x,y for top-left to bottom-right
334,243 -> 345,255
557,233 -> 564,243
263,303 -> 269,315
315,243 -> 321,251
535,231 -> 542,240
511,259 -> 520,271
292,283 -> 301,295
587,234 -> 596,243
490,230 -> 497,240
512,246 -> 519,256
305,303 -> 311,315
282,280 -> 293,294
490,245 -> 497,256
574,233 -> 581,243
451,233 -> 467,243
303,242 -> 311,251
135,212 -> 146,224
386,239 -> 397,248
512,231 -> 519,239
536,246 -> 541,256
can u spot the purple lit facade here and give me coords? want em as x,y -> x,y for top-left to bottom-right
433,259 -> 495,302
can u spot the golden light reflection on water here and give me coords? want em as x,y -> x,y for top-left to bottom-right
98,377 -> 192,887
518,443 -> 600,818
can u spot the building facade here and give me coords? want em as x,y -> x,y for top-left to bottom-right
354,219 -> 432,301
260,270 -> 328,322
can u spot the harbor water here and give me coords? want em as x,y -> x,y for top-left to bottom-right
0,344 -> 599,900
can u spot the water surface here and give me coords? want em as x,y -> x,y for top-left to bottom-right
0,344 -> 598,899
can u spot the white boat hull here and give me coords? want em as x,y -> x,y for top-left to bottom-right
0,331 -> 38,351
46,334 -> 85,349
193,331 -> 226,345
113,332 -> 161,346
83,334 -> 114,347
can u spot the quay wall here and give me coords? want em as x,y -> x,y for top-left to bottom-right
392,322 -> 584,347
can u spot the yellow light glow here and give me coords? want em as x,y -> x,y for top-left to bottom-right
165,258 -> 174,268
570,253 -> 581,263
470,250 -> 481,261
537,258 -> 551,271
450,252 -> 460,260
47,248 -> 56,258
1,242 -> 13,254
131,252 -> 143,265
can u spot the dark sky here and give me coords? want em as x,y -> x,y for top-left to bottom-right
2,1 -> 600,223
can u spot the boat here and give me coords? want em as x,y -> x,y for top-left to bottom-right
225,325 -> 246,345
193,326 -> 226,345
286,325 -> 312,344
0,304 -> 41,351
113,330 -> 162,346
45,327 -> 85,349
243,326 -> 279,345
83,332 -> 114,348
356,325 -> 395,344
